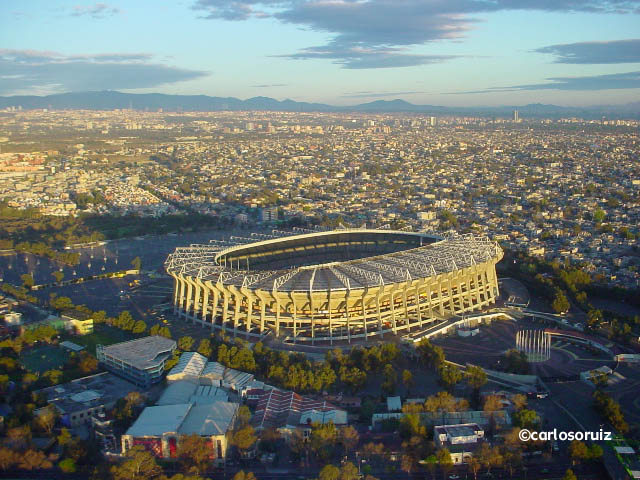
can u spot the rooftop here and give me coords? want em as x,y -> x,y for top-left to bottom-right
167,351 -> 207,379
37,372 -> 140,415
61,309 -> 93,321
179,402 -> 238,436
156,380 -> 228,405
98,336 -> 177,370
125,403 -> 192,437
250,388 -> 345,430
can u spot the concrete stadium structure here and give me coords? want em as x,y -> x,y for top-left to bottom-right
165,229 -> 503,344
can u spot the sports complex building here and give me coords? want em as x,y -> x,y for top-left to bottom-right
165,228 -> 503,344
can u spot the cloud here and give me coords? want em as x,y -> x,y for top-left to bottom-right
535,39 -> 640,64
456,71 -> 640,93
277,44 -> 459,69
192,0 -> 276,20
251,83 -> 288,87
71,3 -> 121,18
0,50 -> 208,95
193,0 -> 640,68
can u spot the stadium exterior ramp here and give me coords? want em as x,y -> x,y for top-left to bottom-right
165,229 -> 503,345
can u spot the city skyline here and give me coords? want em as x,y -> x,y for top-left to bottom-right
1,1 -> 640,106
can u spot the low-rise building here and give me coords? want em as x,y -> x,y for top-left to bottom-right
61,310 -> 94,335
434,423 -> 485,464
121,383 -> 239,466
36,372 -> 141,427
97,336 -> 177,388
249,388 -> 347,440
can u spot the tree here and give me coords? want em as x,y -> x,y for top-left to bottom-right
593,208 -> 605,223
339,462 -> 359,480
178,336 -> 194,351
341,425 -> 359,456
319,464 -> 340,480
131,256 -> 142,270
436,448 -> 453,478
52,270 -> 65,283
438,364 -> 463,391
424,454 -> 438,480
21,273 -> 34,288
132,320 -> 147,334
569,440 -> 589,465
466,365 -> 487,391
417,338 -> 445,368
59,458 -> 77,473
79,353 -> 98,373
232,472 -> 257,480
402,369 -> 414,392
401,454 -> 415,475
197,338 -> 212,357
563,469 -> 577,480
339,366 -> 367,393
399,413 -> 426,439
511,394 -> 527,411
468,456 -> 482,480
35,406 -> 57,435
588,443 -> 603,460
43,369 -> 63,385
116,310 -> 135,331
310,422 -> 338,462
381,364 -> 397,395
233,426 -> 257,454
111,445 -> 161,480
593,390 -> 628,433
237,405 -> 251,427
483,395 -> 503,413
57,428 -> 73,448
50,295 -> 73,311
158,326 -> 172,339
552,289 -> 570,314
503,450 -> 522,478
18,449 -> 53,470
425,391 -> 457,413
93,310 -> 107,323
0,447 -> 16,470
513,409 -> 538,429
177,434 -> 211,474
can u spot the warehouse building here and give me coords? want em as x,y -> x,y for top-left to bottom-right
121,379 -> 238,466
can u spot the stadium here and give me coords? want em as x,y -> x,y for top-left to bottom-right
165,228 -> 504,344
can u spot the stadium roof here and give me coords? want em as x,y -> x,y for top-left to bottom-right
99,336 -> 176,370
165,229 -> 501,292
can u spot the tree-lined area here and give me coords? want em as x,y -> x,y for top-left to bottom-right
0,202 -> 225,253
500,249 -> 640,342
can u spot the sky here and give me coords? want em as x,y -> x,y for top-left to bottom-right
1,0 -> 639,106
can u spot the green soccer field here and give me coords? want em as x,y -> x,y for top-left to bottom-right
20,344 -> 69,374
60,324 -> 135,355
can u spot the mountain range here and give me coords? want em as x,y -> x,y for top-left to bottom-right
0,91 -> 638,119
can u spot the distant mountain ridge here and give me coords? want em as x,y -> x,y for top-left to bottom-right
0,91 -> 637,119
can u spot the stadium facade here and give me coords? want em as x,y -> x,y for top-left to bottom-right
165,229 -> 503,344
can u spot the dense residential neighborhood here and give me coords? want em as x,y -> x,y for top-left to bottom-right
0,107 -> 638,480
1,109 -> 638,288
